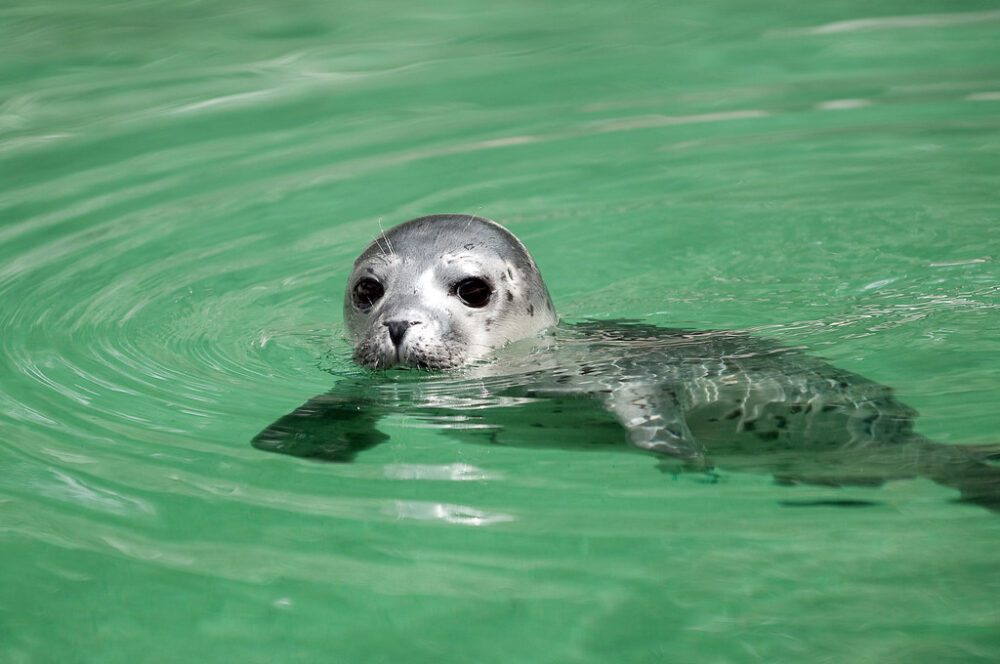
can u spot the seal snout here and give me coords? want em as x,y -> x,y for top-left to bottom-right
383,319 -> 421,347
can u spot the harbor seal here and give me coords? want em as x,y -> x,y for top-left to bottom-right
253,214 -> 999,510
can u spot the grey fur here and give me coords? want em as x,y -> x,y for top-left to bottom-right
345,214 -> 556,369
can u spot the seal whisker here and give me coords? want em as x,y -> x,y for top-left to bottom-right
377,216 -> 395,256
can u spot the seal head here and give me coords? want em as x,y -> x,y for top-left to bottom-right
345,214 -> 557,369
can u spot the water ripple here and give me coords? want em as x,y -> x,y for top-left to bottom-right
1,8 -> 997,643
781,10 -> 1000,36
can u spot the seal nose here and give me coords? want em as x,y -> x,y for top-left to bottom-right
383,320 -> 418,347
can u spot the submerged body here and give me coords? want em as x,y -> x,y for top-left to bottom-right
254,215 -> 999,509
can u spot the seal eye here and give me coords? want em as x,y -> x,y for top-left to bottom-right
454,277 -> 492,308
353,278 -> 384,310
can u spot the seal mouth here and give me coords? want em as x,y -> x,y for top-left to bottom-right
352,341 -> 463,371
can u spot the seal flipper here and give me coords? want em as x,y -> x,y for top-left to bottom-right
604,384 -> 710,469
917,441 -> 1000,511
252,391 -> 389,462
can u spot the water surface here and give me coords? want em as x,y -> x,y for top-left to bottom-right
2,1 -> 999,662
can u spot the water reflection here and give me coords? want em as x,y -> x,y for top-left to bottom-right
383,463 -> 501,481
390,500 -> 515,526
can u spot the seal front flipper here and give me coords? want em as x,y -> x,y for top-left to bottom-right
604,384 -> 710,470
252,391 -> 388,462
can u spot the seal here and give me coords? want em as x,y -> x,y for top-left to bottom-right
253,214 -> 1000,510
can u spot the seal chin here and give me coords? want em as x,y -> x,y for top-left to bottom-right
352,338 -> 466,371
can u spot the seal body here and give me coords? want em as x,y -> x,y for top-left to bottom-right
254,215 -> 999,509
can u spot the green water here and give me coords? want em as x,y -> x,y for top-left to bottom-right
2,0 -> 999,661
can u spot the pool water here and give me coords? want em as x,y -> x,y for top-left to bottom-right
2,1 -> 999,661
